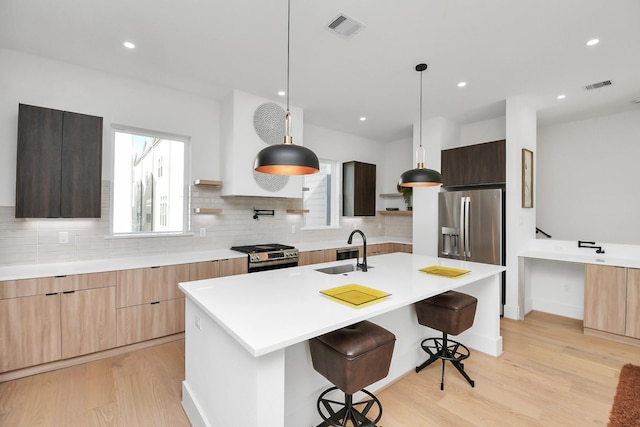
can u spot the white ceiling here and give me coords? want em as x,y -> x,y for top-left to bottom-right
1,0 -> 639,142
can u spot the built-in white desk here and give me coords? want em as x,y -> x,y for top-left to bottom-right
518,240 -> 640,320
179,252 -> 505,427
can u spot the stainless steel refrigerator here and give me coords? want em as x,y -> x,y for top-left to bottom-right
438,188 -> 505,313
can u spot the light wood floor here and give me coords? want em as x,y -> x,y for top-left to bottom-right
1,311 -> 638,426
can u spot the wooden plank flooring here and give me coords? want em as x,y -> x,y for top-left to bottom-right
1,311 -> 639,426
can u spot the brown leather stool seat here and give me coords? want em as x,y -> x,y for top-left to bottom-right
309,320 -> 395,427
415,290 -> 477,390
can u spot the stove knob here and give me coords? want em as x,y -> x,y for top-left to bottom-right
250,255 -> 259,262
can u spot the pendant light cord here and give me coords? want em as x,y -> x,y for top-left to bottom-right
286,0 -> 291,113
419,67 -> 423,149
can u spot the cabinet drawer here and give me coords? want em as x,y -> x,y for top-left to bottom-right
116,298 -> 185,346
116,264 -> 189,307
0,271 -> 116,300
189,260 -> 220,281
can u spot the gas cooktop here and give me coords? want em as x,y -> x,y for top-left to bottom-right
230,244 -> 296,254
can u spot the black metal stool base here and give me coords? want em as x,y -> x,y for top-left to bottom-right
316,386 -> 382,427
415,333 -> 474,390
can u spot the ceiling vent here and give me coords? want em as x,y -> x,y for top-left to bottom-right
585,80 -> 613,90
326,13 -> 365,38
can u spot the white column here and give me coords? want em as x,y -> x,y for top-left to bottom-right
504,97 -> 537,319
412,117 -> 459,256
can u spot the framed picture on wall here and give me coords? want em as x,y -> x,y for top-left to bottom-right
522,148 -> 533,208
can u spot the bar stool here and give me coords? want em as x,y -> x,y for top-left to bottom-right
414,290 -> 477,390
309,320 -> 396,427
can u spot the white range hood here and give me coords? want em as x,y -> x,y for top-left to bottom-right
220,89 -> 303,198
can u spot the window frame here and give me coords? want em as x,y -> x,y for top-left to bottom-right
301,158 -> 341,230
110,124 -> 190,237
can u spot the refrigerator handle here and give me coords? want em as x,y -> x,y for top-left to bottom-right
464,196 -> 471,259
459,197 -> 466,260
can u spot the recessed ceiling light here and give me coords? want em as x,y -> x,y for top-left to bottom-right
457,82 -> 467,88
359,117 -> 367,121
123,41 -> 135,49
586,38 -> 599,46
278,91 -> 285,96
557,94 -> 566,100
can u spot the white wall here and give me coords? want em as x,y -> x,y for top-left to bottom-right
0,48 -> 220,207
537,109 -> 640,244
460,116 -> 506,147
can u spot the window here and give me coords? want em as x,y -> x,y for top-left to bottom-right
112,127 -> 187,235
302,159 -> 340,229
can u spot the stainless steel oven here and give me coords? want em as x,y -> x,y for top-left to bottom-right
230,244 -> 299,273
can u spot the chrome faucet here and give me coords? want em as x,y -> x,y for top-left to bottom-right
347,229 -> 367,272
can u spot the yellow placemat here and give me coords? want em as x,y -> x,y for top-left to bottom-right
419,265 -> 470,278
320,284 -> 390,307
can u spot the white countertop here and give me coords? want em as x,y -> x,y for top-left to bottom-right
179,252 -> 505,357
294,236 -> 412,252
0,237 -> 411,282
0,249 -> 243,281
519,239 -> 640,269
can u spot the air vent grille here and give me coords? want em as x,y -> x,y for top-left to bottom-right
585,80 -> 613,90
326,13 -> 365,38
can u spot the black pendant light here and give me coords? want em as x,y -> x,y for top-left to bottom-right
398,63 -> 443,187
254,0 -> 319,175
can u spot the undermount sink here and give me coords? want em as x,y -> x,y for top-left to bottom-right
314,264 -> 373,275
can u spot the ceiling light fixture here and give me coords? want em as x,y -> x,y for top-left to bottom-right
360,117 -> 366,121
586,38 -> 600,46
123,41 -> 135,49
398,63 -> 443,188
557,94 -> 566,100
278,91 -> 285,96
254,0 -> 319,175
457,81 -> 467,88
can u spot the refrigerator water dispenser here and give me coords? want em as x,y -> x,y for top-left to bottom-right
441,227 -> 459,256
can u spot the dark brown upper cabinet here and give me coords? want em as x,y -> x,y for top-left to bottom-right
16,104 -> 103,218
441,139 -> 506,188
343,161 -> 376,216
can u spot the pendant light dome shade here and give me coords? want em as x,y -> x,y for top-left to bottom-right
398,167 -> 443,187
398,63 -> 443,188
254,143 -> 320,175
253,0 -> 319,176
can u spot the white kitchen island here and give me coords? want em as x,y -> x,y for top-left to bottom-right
178,252 -> 505,427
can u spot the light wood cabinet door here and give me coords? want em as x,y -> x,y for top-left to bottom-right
189,260 -> 220,281
117,264 -> 189,308
323,249 -> 337,263
0,294 -> 61,373
626,268 -> 640,339
584,264 -> 626,335
116,298 -> 185,346
60,287 -> 116,359
299,250 -> 326,266
393,243 -> 413,253
219,258 -> 248,276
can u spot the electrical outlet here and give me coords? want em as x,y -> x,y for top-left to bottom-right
563,284 -> 570,292
199,227 -> 206,237
195,315 -> 201,330
59,231 -> 68,244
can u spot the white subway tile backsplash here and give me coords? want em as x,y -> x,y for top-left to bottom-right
0,180 -> 411,266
